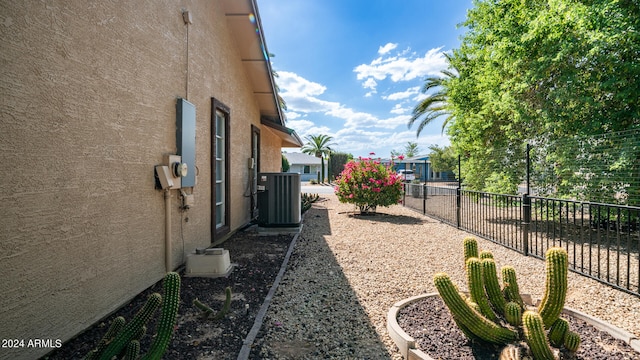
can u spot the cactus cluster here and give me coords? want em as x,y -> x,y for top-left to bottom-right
193,286 -> 233,321
85,272 -> 181,360
301,193 -> 320,213
433,238 -> 580,359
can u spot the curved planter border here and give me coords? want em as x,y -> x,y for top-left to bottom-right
387,293 -> 640,360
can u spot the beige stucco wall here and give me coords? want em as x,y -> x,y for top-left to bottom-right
0,1 -> 284,359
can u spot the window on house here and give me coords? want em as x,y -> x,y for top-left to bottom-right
212,99 -> 230,238
303,165 -> 310,174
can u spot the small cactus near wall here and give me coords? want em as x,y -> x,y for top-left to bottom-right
301,193 -> 320,214
193,286 -> 233,320
86,272 -> 182,360
432,238 -> 580,359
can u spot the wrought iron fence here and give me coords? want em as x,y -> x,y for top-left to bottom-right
402,182 -> 640,296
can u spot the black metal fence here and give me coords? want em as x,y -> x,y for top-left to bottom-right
403,182 -> 640,297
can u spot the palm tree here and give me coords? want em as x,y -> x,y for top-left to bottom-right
408,54 -> 457,136
301,134 -> 334,183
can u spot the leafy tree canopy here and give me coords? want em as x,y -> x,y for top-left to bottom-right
442,0 -> 639,199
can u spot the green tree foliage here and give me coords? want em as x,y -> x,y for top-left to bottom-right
329,151 -> 353,181
404,142 -> 420,158
442,0 -> 639,199
427,145 -> 457,174
281,153 -> 290,172
301,134 -> 334,183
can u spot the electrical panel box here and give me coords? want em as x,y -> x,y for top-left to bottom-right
176,98 -> 196,188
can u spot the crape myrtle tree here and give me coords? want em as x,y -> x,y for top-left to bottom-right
440,0 -> 639,201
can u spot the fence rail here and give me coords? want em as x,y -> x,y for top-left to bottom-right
403,182 -> 640,296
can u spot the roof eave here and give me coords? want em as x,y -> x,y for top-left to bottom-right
222,0 -> 285,125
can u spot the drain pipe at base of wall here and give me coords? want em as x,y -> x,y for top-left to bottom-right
165,189 -> 172,272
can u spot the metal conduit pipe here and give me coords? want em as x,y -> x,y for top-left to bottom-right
165,189 -> 172,272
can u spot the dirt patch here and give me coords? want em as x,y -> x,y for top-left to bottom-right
42,230 -> 294,360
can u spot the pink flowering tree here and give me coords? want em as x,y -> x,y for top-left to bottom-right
334,154 -> 403,214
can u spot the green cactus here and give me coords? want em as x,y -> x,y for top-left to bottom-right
538,247 -> 568,329
123,340 -> 140,360
466,257 -> 498,322
84,316 -> 125,360
215,286 -> 233,320
498,345 -> 521,360
479,250 -> 494,259
194,286 -> 232,321
301,193 -> 320,214
523,311 -> 556,360
504,302 -> 522,326
98,292 -> 162,360
548,317 -> 569,348
482,258 -> 506,315
142,272 -> 181,360
433,273 -> 517,345
463,237 -> 479,263
193,298 -> 213,315
563,330 -> 581,352
501,266 -> 524,310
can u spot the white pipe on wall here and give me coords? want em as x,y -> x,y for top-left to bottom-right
165,189 -> 172,272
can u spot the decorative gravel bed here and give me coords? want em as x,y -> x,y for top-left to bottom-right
42,194 -> 639,359
251,194 -> 639,359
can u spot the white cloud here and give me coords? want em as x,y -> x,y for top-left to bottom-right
362,78 -> 377,90
378,42 -> 398,55
390,104 -> 409,115
382,86 -> 420,101
278,71 -> 326,97
354,47 -> 447,86
274,70 -> 449,157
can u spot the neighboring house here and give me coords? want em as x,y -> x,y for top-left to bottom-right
283,152 -> 322,181
394,155 -> 456,182
0,1 -> 301,359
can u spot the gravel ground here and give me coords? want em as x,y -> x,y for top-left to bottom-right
251,194 -> 640,359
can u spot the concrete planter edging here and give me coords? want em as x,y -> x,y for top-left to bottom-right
388,293 -> 640,360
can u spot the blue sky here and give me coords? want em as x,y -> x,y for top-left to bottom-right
257,0 -> 473,158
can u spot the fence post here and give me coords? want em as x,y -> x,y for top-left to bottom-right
456,155 -> 462,228
522,143 -> 531,256
422,183 -> 426,215
522,194 -> 531,256
456,187 -> 461,229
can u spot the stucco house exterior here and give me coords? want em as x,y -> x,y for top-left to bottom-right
283,152 -> 322,181
0,1 -> 301,359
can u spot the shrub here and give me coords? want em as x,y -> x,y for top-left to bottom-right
334,156 -> 403,214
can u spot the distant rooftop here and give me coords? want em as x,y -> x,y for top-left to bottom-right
282,152 -> 322,165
